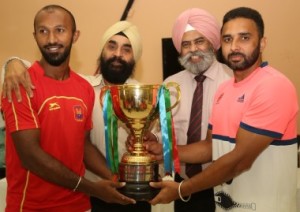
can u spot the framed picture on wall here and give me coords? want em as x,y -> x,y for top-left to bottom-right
161,38 -> 183,80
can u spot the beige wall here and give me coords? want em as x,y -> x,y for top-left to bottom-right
1,0 -> 300,133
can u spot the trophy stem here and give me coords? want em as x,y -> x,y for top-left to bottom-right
133,142 -> 144,153
129,127 -> 147,153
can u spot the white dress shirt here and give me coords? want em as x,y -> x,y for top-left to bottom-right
163,59 -> 232,178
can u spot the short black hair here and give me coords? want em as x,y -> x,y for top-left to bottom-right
34,4 -> 76,33
222,7 -> 264,39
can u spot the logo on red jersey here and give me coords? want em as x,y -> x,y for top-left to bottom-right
49,102 -> 60,111
73,105 -> 84,121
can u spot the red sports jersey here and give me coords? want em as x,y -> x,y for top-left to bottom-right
2,61 -> 94,211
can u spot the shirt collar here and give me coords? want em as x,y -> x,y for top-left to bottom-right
187,59 -> 221,81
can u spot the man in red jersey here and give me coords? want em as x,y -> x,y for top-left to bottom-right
1,5 -> 135,211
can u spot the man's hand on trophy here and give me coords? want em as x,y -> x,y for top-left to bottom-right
141,131 -> 164,161
93,180 -> 136,205
125,134 -> 135,152
3,58 -> 35,102
125,131 -> 159,152
143,131 -> 159,142
148,180 -> 180,205
144,141 -> 164,161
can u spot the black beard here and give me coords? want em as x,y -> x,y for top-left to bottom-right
225,43 -> 260,71
39,42 -> 72,66
100,56 -> 135,84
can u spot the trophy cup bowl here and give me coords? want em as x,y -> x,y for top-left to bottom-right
101,83 -> 180,201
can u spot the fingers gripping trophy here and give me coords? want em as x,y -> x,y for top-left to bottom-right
100,82 -> 181,201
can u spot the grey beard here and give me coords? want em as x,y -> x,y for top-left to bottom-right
178,49 -> 215,75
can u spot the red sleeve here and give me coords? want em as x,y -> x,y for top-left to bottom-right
84,84 -> 95,131
1,87 -> 40,133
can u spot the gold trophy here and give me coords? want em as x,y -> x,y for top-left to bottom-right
100,83 -> 180,201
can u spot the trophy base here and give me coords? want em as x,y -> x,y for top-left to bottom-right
118,182 -> 160,201
118,154 -> 160,201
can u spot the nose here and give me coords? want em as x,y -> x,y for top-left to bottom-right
113,47 -> 122,57
48,31 -> 57,44
189,42 -> 198,52
230,38 -> 240,52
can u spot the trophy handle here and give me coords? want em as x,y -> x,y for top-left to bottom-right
147,82 -> 180,123
100,85 -> 128,124
165,81 -> 181,111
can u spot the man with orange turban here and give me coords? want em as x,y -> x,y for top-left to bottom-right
158,8 -> 232,212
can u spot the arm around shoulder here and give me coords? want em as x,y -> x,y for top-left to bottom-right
1,57 -> 31,83
1,57 -> 34,102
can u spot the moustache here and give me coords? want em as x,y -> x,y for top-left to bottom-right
228,52 -> 245,58
108,56 -> 127,65
187,51 -> 206,58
